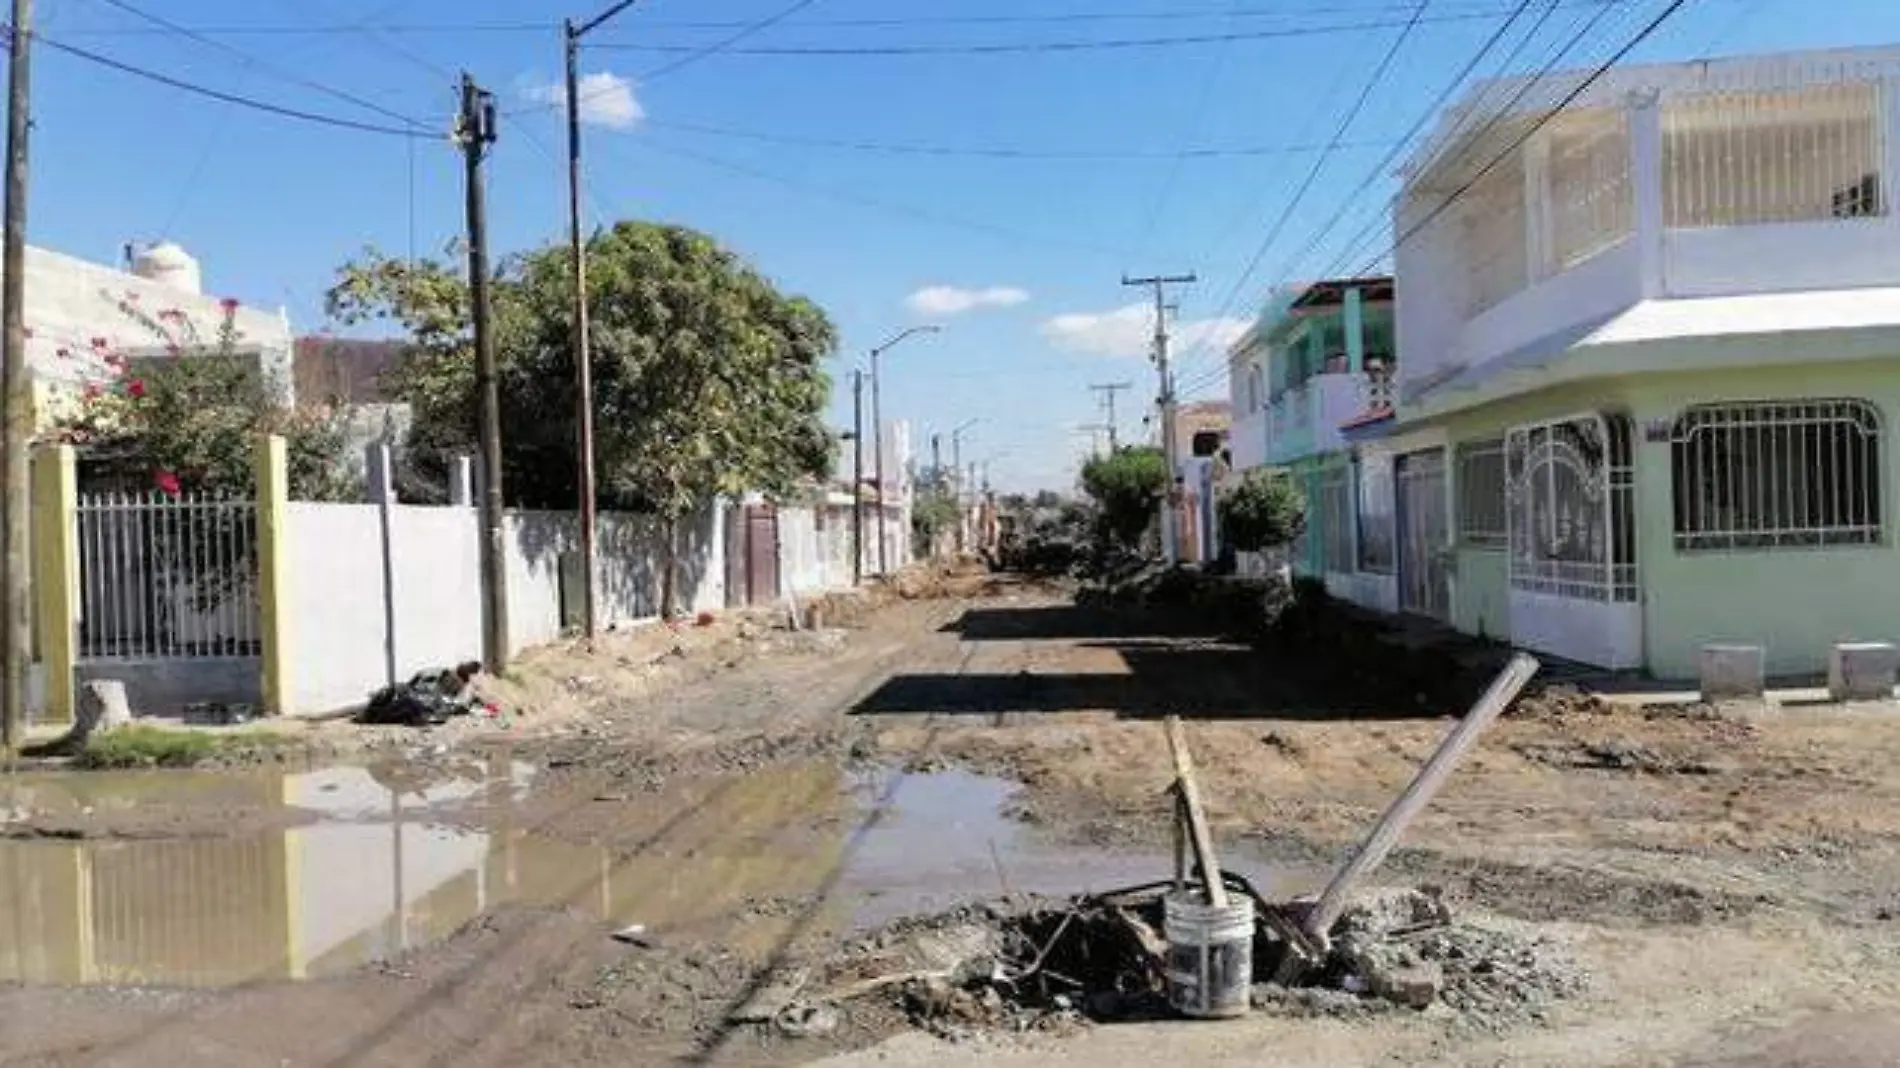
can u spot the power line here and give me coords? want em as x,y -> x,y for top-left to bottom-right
90,0 -> 429,130
1171,0 -> 1692,398
1169,1 -> 1431,380
33,33 -> 436,138
49,3 -> 1624,36
1309,0 -> 1625,281
584,8 -> 1606,56
1169,0 -> 1623,391
1263,0 -> 1541,285
620,135 -> 1126,258
632,0 -> 822,82
1348,0 -> 1691,275
642,116 -> 1399,160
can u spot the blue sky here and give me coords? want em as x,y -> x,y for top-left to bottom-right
24,0 -> 1900,491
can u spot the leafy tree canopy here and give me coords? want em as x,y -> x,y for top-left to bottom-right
326,221 -> 837,519
1219,468 -> 1306,552
1079,445 -> 1168,550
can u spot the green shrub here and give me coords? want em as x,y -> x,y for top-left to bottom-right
1219,469 -> 1306,553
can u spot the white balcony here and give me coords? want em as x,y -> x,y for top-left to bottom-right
1265,372 -> 1371,464
1397,49 -> 1900,408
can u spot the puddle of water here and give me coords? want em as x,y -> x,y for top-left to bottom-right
0,762 -> 1320,990
837,767 -> 1323,928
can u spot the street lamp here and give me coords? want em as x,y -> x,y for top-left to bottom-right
868,325 -> 942,575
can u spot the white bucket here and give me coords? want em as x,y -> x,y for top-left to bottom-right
1163,892 -> 1255,1019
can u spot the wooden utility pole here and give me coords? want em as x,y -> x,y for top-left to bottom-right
1122,272 -> 1195,561
851,369 -> 864,586
563,19 -> 599,644
1089,381 -> 1132,452
461,73 -> 508,674
0,0 -> 32,751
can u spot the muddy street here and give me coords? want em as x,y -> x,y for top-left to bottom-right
5,579 -> 1900,1066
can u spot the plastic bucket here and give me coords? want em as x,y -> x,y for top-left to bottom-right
1164,892 -> 1255,1019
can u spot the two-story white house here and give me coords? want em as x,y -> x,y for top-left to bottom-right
1363,45 -> 1900,679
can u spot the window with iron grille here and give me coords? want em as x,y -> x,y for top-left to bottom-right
1356,455 -> 1395,575
1316,461 -> 1355,574
1670,399 -> 1883,551
1456,438 -> 1507,548
1662,82 -> 1886,229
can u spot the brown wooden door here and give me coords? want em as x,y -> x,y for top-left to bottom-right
744,504 -> 780,605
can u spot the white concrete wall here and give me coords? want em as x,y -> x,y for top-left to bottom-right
284,503 -> 390,716
284,501 -> 727,716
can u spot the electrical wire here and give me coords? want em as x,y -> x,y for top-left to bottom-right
1263,0 -> 1540,285
1309,0 -> 1625,281
583,7 -> 1600,55
1165,1 -> 1432,383
632,0 -> 822,82
34,33 -> 435,138
1168,0 -> 1628,391
1347,0 -> 1691,276
1169,0 -> 1692,397
1297,0 -> 1583,284
619,136 -> 1126,259
50,2 -> 1622,36
90,0 -> 430,130
1131,0 -> 1252,257
641,116 -> 1399,160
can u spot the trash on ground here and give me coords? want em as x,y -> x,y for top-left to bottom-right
357,662 -> 485,727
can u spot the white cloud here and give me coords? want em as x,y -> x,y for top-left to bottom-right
1039,303 -> 1248,359
904,284 -> 1029,316
523,71 -> 644,129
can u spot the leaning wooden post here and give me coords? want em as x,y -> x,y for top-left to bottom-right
1300,652 -> 1539,945
30,442 -> 76,725
255,434 -> 291,717
1166,715 -> 1228,908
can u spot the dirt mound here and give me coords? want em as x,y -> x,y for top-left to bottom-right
788,884 -> 1587,1043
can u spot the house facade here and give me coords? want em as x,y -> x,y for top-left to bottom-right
19,240 -> 295,428
1225,278 -> 1395,584
1292,45 -> 1900,679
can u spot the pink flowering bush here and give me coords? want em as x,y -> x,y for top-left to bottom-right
42,294 -> 356,500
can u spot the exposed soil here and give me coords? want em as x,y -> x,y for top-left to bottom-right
6,569 -> 1900,1067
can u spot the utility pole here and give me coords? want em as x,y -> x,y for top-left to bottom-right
563,18 -> 599,644
1122,272 -> 1196,562
1089,381 -> 1132,452
461,74 -> 508,674
0,0 -> 28,751
930,432 -> 943,481
867,325 -> 941,575
851,369 -> 865,586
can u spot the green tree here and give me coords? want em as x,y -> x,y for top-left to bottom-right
912,486 -> 961,552
1219,468 -> 1306,552
327,221 -> 837,613
1079,445 -> 1168,551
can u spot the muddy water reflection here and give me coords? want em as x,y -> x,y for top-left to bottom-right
0,761 -> 1247,990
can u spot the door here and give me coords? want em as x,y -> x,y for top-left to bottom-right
1395,448 -> 1450,620
744,504 -> 780,605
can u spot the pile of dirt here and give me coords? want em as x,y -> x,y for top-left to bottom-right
780,884 -> 1587,1043
1512,685 -> 1618,719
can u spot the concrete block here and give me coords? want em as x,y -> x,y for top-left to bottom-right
1829,642 -> 1900,702
1699,644 -> 1764,702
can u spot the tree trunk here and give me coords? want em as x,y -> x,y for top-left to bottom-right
660,514 -> 680,620
26,679 -> 132,757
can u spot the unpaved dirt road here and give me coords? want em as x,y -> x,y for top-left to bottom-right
5,576 -> 1900,1067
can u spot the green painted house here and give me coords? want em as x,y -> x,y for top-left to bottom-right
1230,46 -> 1900,680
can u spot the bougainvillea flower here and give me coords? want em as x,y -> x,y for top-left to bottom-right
126,378 -> 146,399
153,470 -> 181,497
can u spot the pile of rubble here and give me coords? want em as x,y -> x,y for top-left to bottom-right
752,884 -> 1587,1044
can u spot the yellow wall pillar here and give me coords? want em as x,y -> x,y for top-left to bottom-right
31,443 -> 77,725
256,434 -> 291,717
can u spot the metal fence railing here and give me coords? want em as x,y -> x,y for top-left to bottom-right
76,490 -> 261,661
